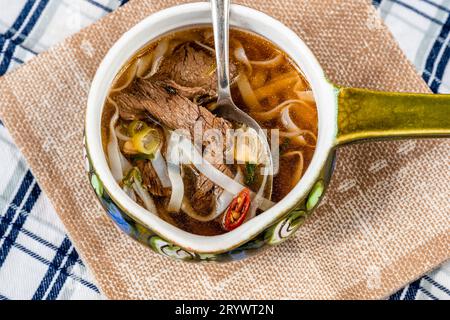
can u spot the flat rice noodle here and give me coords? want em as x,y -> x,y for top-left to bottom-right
247,168 -> 269,220
236,74 -> 262,111
295,90 -> 315,105
119,153 -> 132,175
254,75 -> 299,100
293,101 -> 318,129
279,130 -> 317,140
281,151 -> 304,188
122,185 -> 136,202
110,62 -> 138,93
215,169 -> 244,215
176,135 -> 274,211
115,125 -> 131,141
277,101 -> 318,146
136,51 -> 154,78
250,54 -> 283,68
142,39 -> 169,79
266,71 -> 298,84
150,149 -> 171,188
133,180 -> 158,214
294,78 -> 308,92
279,130 -> 317,147
106,100 -> 124,182
280,106 -> 299,132
233,40 -> 252,74
166,132 -> 184,213
252,99 -> 309,121
250,70 -> 268,89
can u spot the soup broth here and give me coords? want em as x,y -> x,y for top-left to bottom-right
101,27 -> 318,236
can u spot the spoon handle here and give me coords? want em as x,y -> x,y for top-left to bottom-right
211,0 -> 233,102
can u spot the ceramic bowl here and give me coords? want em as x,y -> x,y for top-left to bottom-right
85,2 -> 450,262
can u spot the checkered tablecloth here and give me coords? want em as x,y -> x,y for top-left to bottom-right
0,0 -> 448,300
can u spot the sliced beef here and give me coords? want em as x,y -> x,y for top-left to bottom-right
136,160 -> 170,197
113,42 -> 236,120
112,93 -> 147,121
114,79 -> 233,215
155,42 -> 237,99
116,79 -> 231,140
156,80 -> 208,101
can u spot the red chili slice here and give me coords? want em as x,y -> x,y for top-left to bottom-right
223,188 -> 251,231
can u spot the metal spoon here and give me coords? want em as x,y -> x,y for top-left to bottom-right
210,0 -> 273,198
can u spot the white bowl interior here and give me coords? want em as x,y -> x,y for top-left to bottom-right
86,2 -> 336,253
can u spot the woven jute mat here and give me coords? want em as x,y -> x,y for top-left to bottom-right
0,0 -> 448,299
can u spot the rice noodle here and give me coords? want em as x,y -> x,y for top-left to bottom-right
266,71 -> 298,84
252,99 -> 309,121
106,100 -> 124,182
281,106 -> 299,132
279,130 -> 317,140
278,101 -> 317,147
215,169 -> 244,215
115,126 -> 131,141
279,130 -> 317,147
133,181 -> 158,214
165,131 -> 184,212
178,137 -> 243,195
247,168 -> 269,220
295,90 -> 315,104
110,62 -> 138,93
236,74 -> 262,111
281,151 -> 304,188
136,51 -> 154,78
233,40 -> 252,74
233,126 -> 266,165
150,149 -> 171,188
278,107 -> 318,143
294,79 -> 308,93
254,75 -> 298,100
142,39 -> 169,79
251,70 -> 268,89
176,135 -> 274,211
249,54 -> 283,68
252,98 -> 317,146
122,185 -> 136,202
119,153 -> 132,175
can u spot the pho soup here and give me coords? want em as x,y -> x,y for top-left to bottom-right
101,27 -> 318,236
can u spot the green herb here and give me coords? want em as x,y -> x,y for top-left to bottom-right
122,167 -> 142,187
244,162 -> 257,185
131,153 -> 156,161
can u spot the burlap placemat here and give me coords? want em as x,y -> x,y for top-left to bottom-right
0,0 -> 448,300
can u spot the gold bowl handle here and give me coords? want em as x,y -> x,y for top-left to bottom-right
336,87 -> 450,145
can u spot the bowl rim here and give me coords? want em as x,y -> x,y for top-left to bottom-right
85,2 -> 337,253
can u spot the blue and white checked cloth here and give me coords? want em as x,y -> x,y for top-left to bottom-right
0,0 -> 449,300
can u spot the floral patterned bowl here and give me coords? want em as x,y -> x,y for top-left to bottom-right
84,3 -> 450,262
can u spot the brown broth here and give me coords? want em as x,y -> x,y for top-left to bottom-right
102,27 -> 318,236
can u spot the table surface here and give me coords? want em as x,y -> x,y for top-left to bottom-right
0,0 -> 448,300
